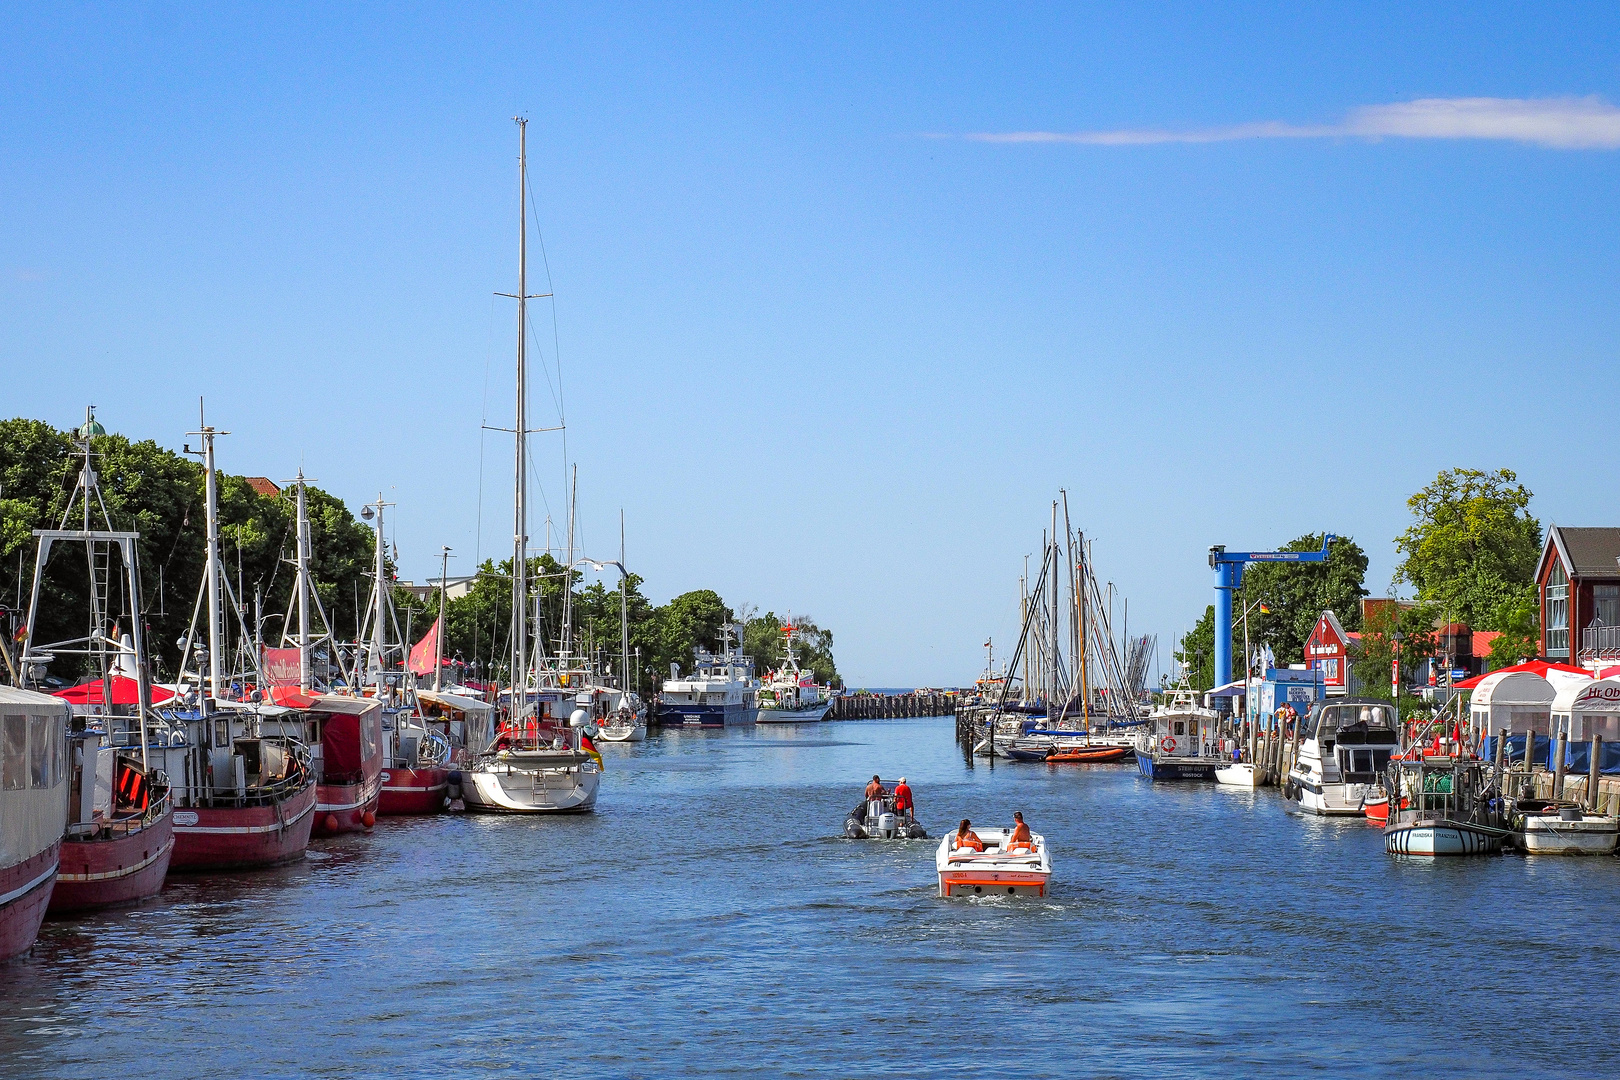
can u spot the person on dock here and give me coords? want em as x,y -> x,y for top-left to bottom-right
1008,811 -> 1032,849
893,777 -> 914,822
953,819 -> 983,851
864,774 -> 885,801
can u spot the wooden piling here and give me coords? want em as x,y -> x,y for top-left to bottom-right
1553,731 -> 1568,800
1590,734 -> 1603,812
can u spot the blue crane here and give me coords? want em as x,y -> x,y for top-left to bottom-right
1207,534 -> 1336,694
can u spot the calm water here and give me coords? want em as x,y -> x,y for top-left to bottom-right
5,716 -> 1620,1079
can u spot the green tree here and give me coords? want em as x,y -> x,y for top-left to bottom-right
1485,585 -> 1540,670
1394,468 -> 1541,629
1353,600 -> 1437,712
1239,534 -> 1369,665
1174,605 -> 1216,692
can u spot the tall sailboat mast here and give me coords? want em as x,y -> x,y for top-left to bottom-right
513,118 -> 529,698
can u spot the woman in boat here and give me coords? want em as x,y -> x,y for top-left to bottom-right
1007,811 -> 1033,853
953,819 -> 983,851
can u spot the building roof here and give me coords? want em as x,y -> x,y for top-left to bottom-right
243,477 -> 281,498
1471,630 -> 1501,659
1543,526 -> 1620,581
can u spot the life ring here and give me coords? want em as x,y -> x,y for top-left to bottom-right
1161,736 -> 1177,753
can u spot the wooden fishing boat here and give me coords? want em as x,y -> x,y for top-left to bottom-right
48,735 -> 174,913
1383,756 -> 1507,857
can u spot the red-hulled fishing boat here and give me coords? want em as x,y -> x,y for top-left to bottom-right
48,734 -> 174,913
0,688 -> 69,960
262,694 -> 384,836
377,703 -> 452,815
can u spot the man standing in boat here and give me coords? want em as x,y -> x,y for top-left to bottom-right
893,776 -> 915,823
864,774 -> 885,801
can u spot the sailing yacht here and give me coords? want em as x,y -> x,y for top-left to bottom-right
458,117 -> 601,814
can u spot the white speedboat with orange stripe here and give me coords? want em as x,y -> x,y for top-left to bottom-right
935,827 -> 1051,898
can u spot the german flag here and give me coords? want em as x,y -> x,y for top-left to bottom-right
580,733 -> 604,770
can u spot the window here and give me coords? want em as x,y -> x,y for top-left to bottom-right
2,713 -> 24,790
1547,561 -> 1569,658
1596,585 -> 1620,628
28,713 -> 51,788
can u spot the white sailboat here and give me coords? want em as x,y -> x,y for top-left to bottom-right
459,118 -> 601,814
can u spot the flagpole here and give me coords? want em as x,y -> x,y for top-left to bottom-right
435,546 -> 450,692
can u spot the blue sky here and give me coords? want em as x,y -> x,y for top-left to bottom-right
3,5 -> 1617,685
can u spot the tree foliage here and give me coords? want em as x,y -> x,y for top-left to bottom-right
1486,585 -> 1540,670
1394,468 -> 1541,630
1238,534 -> 1369,665
1353,600 -> 1437,708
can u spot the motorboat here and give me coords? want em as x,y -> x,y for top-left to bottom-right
658,624 -> 760,727
935,827 -> 1051,897
757,621 -> 832,723
844,784 -> 927,839
597,707 -> 646,743
1215,761 -> 1264,788
1511,799 -> 1620,855
0,686 -> 70,960
1287,698 -> 1400,816
1135,681 -> 1222,781
1383,756 -> 1508,856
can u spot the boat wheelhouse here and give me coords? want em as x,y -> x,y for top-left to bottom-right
1135,681 -> 1223,781
0,687 -> 69,960
1383,756 -> 1507,856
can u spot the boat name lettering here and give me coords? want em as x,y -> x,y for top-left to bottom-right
173,811 -> 200,826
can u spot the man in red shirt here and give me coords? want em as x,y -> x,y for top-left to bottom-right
893,777 -> 914,822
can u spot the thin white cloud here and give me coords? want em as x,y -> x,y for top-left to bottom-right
963,96 -> 1620,150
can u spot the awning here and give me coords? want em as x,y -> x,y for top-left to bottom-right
1453,660 -> 1590,690
1203,681 -> 1247,707
53,676 -> 176,706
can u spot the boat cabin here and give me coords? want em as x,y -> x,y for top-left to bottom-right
1468,671 -> 1555,741
1551,677 -> 1620,743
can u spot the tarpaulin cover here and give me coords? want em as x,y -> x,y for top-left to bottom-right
1558,740 -> 1620,776
320,713 -> 363,780
1455,662 -> 1590,690
53,677 -> 175,706
1480,733 -> 1551,768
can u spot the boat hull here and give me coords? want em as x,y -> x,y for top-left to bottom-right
48,808 -> 175,913
460,762 -> 600,813
313,774 -> 382,835
1385,820 -> 1505,856
1137,754 -> 1218,781
0,843 -> 60,962
1290,771 -> 1371,816
1215,763 -> 1263,788
377,767 -> 449,816
660,701 -> 758,727
1518,817 -> 1620,855
169,783 -> 318,871
937,869 -> 1049,897
598,723 -> 646,743
757,702 -> 831,723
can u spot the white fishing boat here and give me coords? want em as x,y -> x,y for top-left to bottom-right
935,827 -> 1051,898
756,621 -> 832,723
1512,800 -> 1620,855
1383,756 -> 1508,856
1287,699 -> 1400,816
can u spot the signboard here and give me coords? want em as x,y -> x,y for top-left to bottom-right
262,648 -> 301,688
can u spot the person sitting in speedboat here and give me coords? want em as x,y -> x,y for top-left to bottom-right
1006,811 -> 1034,854
953,819 -> 983,852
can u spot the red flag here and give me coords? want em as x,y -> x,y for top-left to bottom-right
262,648 -> 302,687
409,618 -> 441,676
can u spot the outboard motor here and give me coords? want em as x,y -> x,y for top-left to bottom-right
877,811 -> 897,839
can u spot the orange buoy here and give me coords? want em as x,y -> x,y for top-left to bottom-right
362,810 -> 375,828
324,814 -> 339,833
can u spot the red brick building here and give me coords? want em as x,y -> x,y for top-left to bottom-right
1537,527 -> 1620,666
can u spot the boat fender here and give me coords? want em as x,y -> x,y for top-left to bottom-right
448,770 -> 463,785
362,810 -> 375,828
844,817 -> 864,839
324,814 -> 339,833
